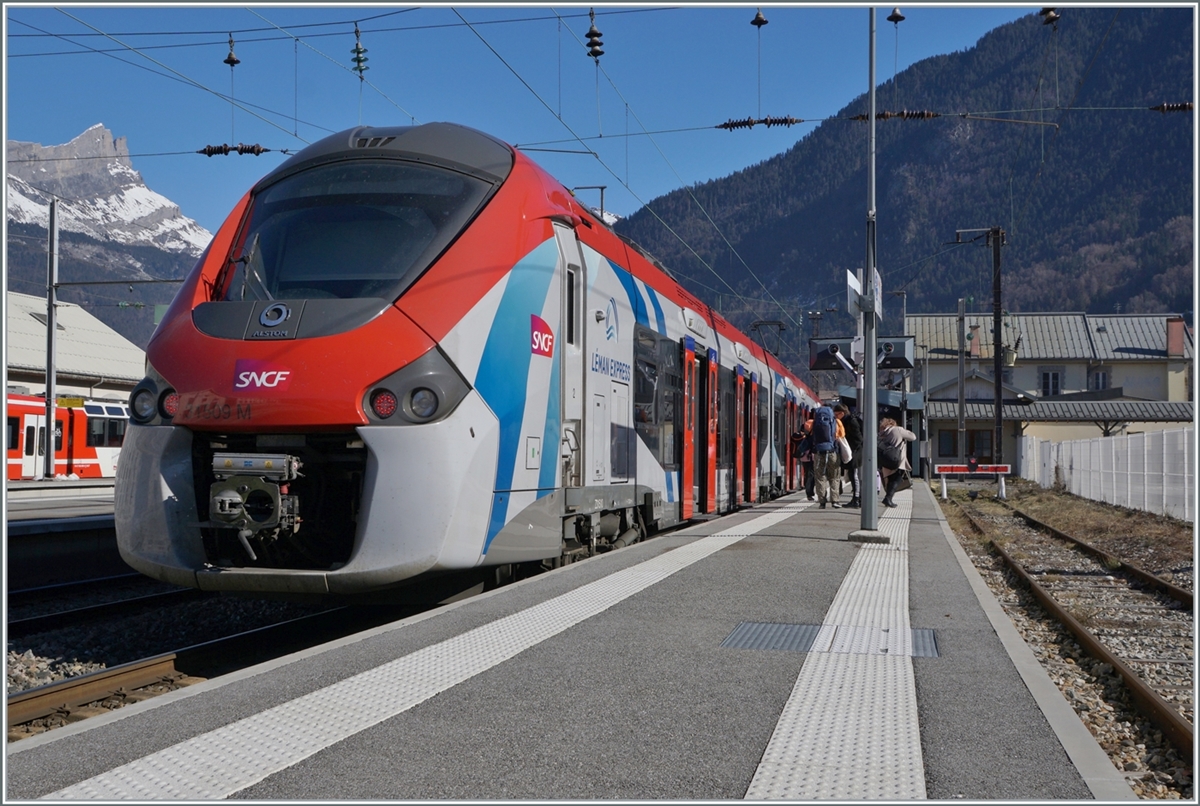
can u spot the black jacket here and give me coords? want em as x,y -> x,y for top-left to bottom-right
840,412 -> 863,467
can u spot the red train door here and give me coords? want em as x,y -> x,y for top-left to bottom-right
705,347 -> 718,514
681,337 -> 695,520
734,367 -> 745,505
746,374 -> 758,503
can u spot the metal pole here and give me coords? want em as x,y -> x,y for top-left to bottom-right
992,226 -> 1004,465
957,297 -> 966,469
44,198 -> 59,481
860,7 -> 879,533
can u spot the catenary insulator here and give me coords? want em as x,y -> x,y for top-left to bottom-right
586,9 -> 604,62
751,9 -> 768,28
1150,102 -> 1193,113
1042,9 -> 1060,25
887,8 -> 905,24
224,34 -> 240,67
717,117 -> 757,131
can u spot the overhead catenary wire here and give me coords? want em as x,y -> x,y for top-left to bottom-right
11,18 -> 337,138
245,9 -> 419,126
453,9 -> 758,318
548,7 -> 805,332
51,9 -> 314,145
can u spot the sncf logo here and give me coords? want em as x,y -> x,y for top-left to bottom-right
234,359 -> 293,391
531,314 -> 555,357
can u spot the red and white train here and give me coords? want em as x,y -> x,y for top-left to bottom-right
115,123 -> 818,599
6,393 -> 130,480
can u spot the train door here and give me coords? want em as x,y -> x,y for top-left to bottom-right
705,349 -> 718,514
554,224 -> 585,491
680,337 -> 696,519
21,413 -> 45,479
734,367 -> 745,505
611,380 -> 631,482
745,374 -> 758,503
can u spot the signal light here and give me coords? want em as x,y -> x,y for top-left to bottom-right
371,389 -> 398,419
161,391 -> 180,418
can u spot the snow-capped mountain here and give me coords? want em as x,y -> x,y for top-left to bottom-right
7,124 -> 211,256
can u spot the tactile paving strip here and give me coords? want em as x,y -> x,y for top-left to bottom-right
46,504 -> 806,800
745,487 -> 925,799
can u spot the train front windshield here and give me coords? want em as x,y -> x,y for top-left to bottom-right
220,160 -> 492,303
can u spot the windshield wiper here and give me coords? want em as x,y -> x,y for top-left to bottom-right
235,233 -> 273,301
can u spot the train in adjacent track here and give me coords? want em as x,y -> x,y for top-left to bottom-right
7,393 -> 130,480
116,123 -> 818,599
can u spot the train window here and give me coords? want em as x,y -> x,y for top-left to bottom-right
718,367 -> 736,469
6,417 -> 17,451
54,420 -> 64,452
25,426 -> 34,456
84,404 -> 105,415
88,417 -> 107,448
566,268 -> 577,346
105,406 -> 125,416
108,418 -> 127,447
221,160 -> 492,303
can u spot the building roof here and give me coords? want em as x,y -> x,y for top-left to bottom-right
906,312 -> 1192,362
925,400 -> 1194,423
6,291 -> 145,384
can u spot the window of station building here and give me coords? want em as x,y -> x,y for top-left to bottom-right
937,429 -> 992,461
1039,367 -> 1062,397
1090,369 -> 1109,391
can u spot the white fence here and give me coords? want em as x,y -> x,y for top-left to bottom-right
1017,428 -> 1194,522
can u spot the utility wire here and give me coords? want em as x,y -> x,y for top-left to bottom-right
452,9 -> 749,311
551,7 -> 803,332
12,18 -> 337,137
244,8 -> 419,125
52,10 -> 313,145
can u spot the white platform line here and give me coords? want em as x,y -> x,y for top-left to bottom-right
45,505 -> 806,801
745,489 -> 926,800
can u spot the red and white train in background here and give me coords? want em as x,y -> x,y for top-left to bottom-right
6,393 -> 131,480
116,122 -> 819,600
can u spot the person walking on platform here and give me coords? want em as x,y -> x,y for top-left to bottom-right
834,403 -> 862,508
810,404 -> 842,509
878,416 -> 916,508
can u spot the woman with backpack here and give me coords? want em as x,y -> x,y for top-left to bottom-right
878,416 -> 916,507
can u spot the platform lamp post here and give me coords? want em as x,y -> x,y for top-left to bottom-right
43,198 -> 60,481
850,7 -> 884,542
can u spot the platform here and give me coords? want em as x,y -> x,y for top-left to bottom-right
6,482 -> 1136,800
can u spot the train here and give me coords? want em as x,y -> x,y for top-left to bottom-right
6,393 -> 130,480
115,122 -> 819,600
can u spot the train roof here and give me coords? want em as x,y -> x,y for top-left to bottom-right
256,123 -> 516,189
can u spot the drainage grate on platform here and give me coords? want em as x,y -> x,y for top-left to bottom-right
722,622 -> 940,657
721,622 -> 822,652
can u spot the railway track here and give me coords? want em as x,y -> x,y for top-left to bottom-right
7,604 -> 418,742
954,500 -> 1194,759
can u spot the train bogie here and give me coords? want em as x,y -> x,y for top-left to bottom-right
114,122 -> 818,599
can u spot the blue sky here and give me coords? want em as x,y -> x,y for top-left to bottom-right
6,4 -> 1032,234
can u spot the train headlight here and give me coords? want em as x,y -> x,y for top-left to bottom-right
131,389 -> 157,422
370,389 -> 398,419
362,347 -> 470,426
410,388 -> 438,419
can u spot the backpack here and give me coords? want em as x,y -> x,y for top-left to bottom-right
811,406 -> 836,453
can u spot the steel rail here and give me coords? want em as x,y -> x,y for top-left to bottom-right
8,589 -> 210,640
1003,503 -> 1193,608
7,654 -> 187,728
955,501 -> 1193,758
